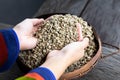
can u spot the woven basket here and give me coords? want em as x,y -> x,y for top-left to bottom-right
17,13 -> 102,80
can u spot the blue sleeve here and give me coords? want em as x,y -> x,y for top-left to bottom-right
0,28 -> 20,72
30,67 -> 56,80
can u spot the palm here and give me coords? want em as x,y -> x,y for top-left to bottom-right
14,18 -> 44,50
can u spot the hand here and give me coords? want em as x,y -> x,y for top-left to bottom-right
60,23 -> 89,65
41,23 -> 89,79
13,18 -> 44,50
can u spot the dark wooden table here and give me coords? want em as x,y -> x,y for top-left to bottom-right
0,0 -> 120,80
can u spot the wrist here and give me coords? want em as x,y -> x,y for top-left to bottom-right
29,67 -> 56,80
13,28 -> 22,50
41,52 -> 70,79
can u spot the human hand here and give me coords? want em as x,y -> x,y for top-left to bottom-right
13,18 -> 44,50
60,23 -> 89,65
41,23 -> 89,79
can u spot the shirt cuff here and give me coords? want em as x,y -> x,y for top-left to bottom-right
0,28 -> 20,72
29,67 -> 56,80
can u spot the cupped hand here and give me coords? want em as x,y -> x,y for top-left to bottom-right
41,23 -> 89,79
13,18 -> 44,50
47,23 -> 89,65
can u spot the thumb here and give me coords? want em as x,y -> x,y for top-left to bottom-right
80,37 -> 89,49
31,18 -> 44,26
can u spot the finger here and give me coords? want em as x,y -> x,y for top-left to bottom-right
80,38 -> 89,48
32,18 -> 44,32
31,18 -> 44,26
50,50 -> 60,53
61,38 -> 89,52
45,16 -> 52,21
61,42 -> 82,53
21,37 -> 37,50
61,42 -> 85,59
76,23 -> 83,41
33,25 -> 41,32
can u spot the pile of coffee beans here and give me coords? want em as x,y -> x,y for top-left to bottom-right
19,14 -> 97,72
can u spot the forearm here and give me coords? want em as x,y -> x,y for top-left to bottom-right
16,58 -> 67,80
41,51 -> 70,80
16,51 -> 69,80
16,67 -> 56,80
0,28 -> 56,80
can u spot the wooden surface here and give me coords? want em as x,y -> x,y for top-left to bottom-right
0,0 -> 120,80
